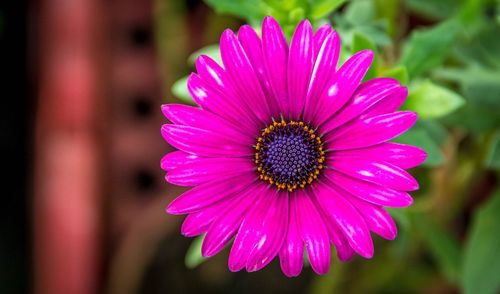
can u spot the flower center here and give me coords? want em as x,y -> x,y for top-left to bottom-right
255,119 -> 325,192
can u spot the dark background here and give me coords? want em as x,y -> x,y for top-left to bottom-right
0,1 -> 31,293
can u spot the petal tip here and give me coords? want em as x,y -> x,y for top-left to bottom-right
228,258 -> 245,272
263,15 -> 278,25
359,49 -> 374,60
298,19 -> 312,28
165,203 -> 178,215
359,248 -> 374,259
312,264 -> 330,275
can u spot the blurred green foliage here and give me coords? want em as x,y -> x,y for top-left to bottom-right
462,189 -> 500,294
158,0 -> 500,292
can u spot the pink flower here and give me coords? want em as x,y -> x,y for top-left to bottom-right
161,16 -> 426,277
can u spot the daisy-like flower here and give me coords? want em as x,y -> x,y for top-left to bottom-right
161,16 -> 426,277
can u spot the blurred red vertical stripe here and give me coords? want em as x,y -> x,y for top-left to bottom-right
34,0 -> 104,293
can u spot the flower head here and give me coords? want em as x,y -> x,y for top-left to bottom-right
161,16 -> 426,276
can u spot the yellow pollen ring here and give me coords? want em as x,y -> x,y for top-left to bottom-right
254,120 -> 326,192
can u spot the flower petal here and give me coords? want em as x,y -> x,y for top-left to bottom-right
325,169 -> 414,207
287,20 -> 314,119
322,78 -> 401,131
166,172 -> 256,214
346,196 -> 398,240
313,183 -> 374,258
327,111 -> 417,150
161,151 -> 200,171
238,25 -> 280,117
161,124 -> 252,157
220,29 -> 271,124
262,16 -> 289,115
228,186 -> 276,272
246,191 -> 288,272
294,190 -> 331,275
313,24 -> 333,59
181,196 -> 236,237
330,157 -> 419,191
333,142 -> 427,169
161,104 -> 254,146
360,87 -> 408,118
187,72 -> 257,128
323,220 -> 355,261
166,157 -> 254,186
279,197 -> 304,277
303,31 -> 340,123
312,50 -> 374,127
201,187 -> 262,257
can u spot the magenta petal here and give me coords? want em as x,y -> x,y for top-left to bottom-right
220,29 -> 271,124
347,196 -> 397,240
238,25 -> 280,117
313,24 -> 333,58
166,173 -> 256,214
361,87 -> 408,118
294,191 -> 331,275
181,196 -> 236,237
246,191 -> 288,272
323,78 -> 401,131
228,186 -> 276,272
181,213 -> 211,237
323,220 -> 355,261
195,55 -> 226,87
313,183 -> 374,258
187,72 -> 257,129
161,124 -> 252,157
192,58 -> 256,127
262,16 -> 289,115
313,50 -> 374,127
201,187 -> 260,257
325,170 -> 414,207
331,157 -> 419,191
303,31 -> 340,123
287,20 -> 314,119
327,111 -> 418,150
333,142 -> 427,169
279,197 -> 304,277
161,104 -> 254,145
161,151 -> 200,171
166,157 -> 254,186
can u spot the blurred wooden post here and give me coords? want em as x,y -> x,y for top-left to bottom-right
33,0 -> 105,293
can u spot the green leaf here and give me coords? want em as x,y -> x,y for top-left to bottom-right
263,0 -> 298,12
188,44 -> 222,66
374,0 -> 400,36
185,235 -> 206,269
344,0 -> 376,25
351,31 -> 375,53
382,66 -> 409,85
351,31 -> 377,81
171,76 -> 194,104
414,214 -> 461,283
288,7 -> 305,25
405,80 -> 465,119
440,101 -> 500,134
394,128 -> 444,167
310,0 -> 347,19
334,1 -> 392,47
485,133 -> 500,170
203,0 -> 269,23
437,24 -> 500,108
418,119 -> 448,145
404,0 -> 463,20
462,189 -> 500,294
400,20 -> 460,78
